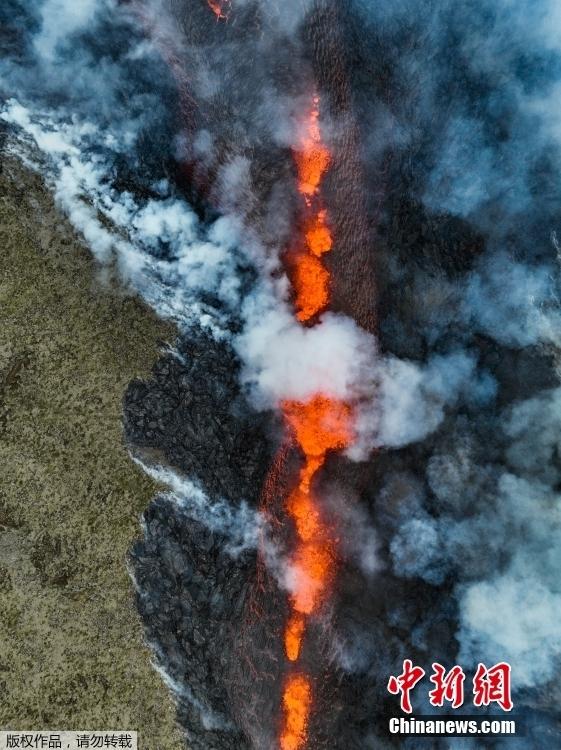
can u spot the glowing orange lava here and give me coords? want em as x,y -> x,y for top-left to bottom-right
291,253 -> 330,322
282,396 -> 353,619
285,613 -> 305,662
279,95 -> 355,750
207,0 -> 231,20
282,395 -> 354,461
280,674 -> 312,750
289,95 -> 334,322
293,95 -> 331,202
305,209 -> 332,256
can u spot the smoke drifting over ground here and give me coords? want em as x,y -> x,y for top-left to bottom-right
2,0 -> 561,747
350,0 -> 561,717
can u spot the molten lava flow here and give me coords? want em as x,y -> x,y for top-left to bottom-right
280,673 -> 312,750
278,95 -> 356,750
283,395 -> 354,460
293,95 -> 331,202
207,0 -> 231,21
282,395 -> 353,623
291,253 -> 330,322
305,210 -> 332,256
285,613 -> 305,662
289,95 -> 334,322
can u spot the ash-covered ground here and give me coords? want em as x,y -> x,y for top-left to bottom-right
2,1 -> 561,749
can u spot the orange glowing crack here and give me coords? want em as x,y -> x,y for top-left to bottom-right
279,94 -> 356,750
281,396 -> 354,619
293,96 -> 331,201
280,673 -> 312,750
289,95 -> 334,322
290,541 -> 335,615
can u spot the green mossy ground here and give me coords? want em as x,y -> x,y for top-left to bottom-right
0,152 -> 183,750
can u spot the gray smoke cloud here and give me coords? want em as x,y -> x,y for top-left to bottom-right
391,399 -> 561,689
347,0 -> 561,729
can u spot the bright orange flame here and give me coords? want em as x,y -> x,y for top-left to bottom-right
207,0 -> 231,20
285,613 -> 305,662
280,674 -> 312,750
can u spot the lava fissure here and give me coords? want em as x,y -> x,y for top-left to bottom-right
274,94 -> 357,750
288,94 -> 334,324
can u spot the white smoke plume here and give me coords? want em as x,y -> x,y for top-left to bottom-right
132,457 -> 262,555
1,99 -> 245,336
1,99 -> 490,457
131,457 -> 326,606
34,0 -> 103,60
